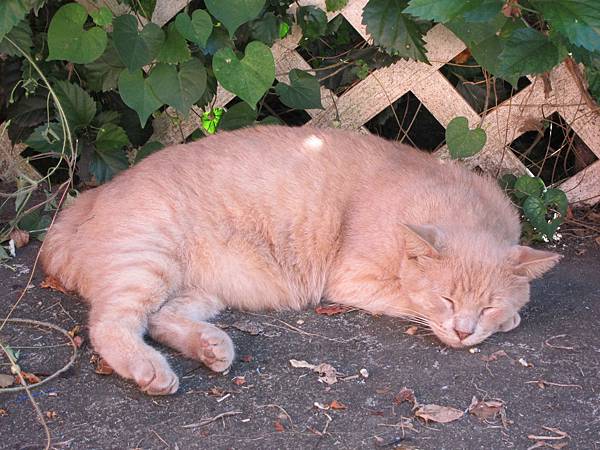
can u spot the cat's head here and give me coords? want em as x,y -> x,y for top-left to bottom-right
399,224 -> 561,348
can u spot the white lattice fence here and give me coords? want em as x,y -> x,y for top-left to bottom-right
3,0 -> 599,206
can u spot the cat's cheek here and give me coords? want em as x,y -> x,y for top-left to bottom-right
498,313 -> 521,332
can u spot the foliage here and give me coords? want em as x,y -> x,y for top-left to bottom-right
1,0 -> 597,243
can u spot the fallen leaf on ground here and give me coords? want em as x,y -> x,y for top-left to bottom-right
9,229 -> 29,248
45,410 -> 58,419
40,276 -> 70,294
468,396 -> 505,421
232,376 -> 246,386
240,355 -> 253,362
68,325 -> 81,338
0,374 -> 15,388
415,404 -> 464,423
207,387 -> 226,397
231,320 -> 263,335
0,408 -> 7,416
289,359 -> 341,384
480,350 -> 508,362
330,400 -> 347,410
404,326 -> 418,335
274,420 -> 285,432
393,387 -> 416,406
92,356 -> 114,375
17,371 -> 41,384
315,304 -> 351,315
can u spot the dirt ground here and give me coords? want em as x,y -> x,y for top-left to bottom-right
0,241 -> 598,450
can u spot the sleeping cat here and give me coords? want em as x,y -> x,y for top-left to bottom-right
40,126 -> 560,395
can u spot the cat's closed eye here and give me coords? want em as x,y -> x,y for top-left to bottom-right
441,296 -> 455,311
480,306 -> 499,316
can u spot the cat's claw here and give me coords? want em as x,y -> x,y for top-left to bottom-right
195,328 -> 234,372
131,357 -> 179,395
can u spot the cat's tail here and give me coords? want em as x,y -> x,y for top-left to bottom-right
39,188 -> 100,294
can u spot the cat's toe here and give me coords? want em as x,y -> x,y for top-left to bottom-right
132,357 -> 179,395
196,330 -> 234,372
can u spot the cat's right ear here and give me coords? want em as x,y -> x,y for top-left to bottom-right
509,245 -> 562,279
401,224 -> 442,259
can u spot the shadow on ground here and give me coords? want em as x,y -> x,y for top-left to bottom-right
1,242 -> 599,450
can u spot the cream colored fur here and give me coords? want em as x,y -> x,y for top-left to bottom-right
40,126 -> 560,395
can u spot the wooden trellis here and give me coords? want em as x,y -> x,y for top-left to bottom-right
2,0 -> 599,206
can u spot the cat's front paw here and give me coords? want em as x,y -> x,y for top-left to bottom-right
132,356 -> 180,395
194,327 -> 235,372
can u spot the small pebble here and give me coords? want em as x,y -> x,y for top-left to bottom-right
360,368 -> 369,378
469,347 -> 480,354
296,319 -> 304,325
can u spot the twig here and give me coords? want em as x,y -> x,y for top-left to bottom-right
527,426 -> 569,441
544,334 -> 575,350
525,380 -> 583,389
181,411 -> 243,429
256,404 -> 295,428
150,429 -> 170,448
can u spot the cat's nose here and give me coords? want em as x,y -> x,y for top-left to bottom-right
455,329 -> 473,341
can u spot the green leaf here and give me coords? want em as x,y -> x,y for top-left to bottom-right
148,58 -> 207,115
53,80 -> 97,131
84,40 -> 126,92
117,69 -> 163,127
213,41 -> 275,108
219,102 -> 257,131
297,6 -> 328,40
201,107 -> 224,134
445,116 -> 486,159
0,245 -> 9,262
544,188 -> 568,217
462,0 -> 503,22
403,0 -> 471,22
47,3 -> 108,64
25,122 -> 64,153
205,0 -> 266,37
156,23 -> 191,65
532,0 -> 600,52
0,0 -> 39,42
279,22 -> 290,39
275,69 -> 323,110
499,173 -> 517,191
362,0 -> 428,62
175,10 -> 213,48
112,14 -> 165,72
514,175 -> 545,199
90,146 -> 129,183
522,188 -> 567,238
135,141 -> 163,163
249,12 -> 280,46
499,28 -> 565,82
0,19 -> 33,56
90,6 -> 113,27
95,123 -> 130,151
326,0 -> 349,12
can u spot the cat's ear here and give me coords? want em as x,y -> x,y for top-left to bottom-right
401,224 -> 442,259
509,245 -> 561,279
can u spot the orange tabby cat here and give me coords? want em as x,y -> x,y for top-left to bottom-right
40,126 -> 560,395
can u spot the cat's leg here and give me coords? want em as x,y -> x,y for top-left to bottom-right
147,293 -> 234,372
88,295 -> 179,396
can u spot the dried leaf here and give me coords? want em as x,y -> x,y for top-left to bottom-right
0,374 -> 15,388
415,404 -> 464,423
519,117 -> 544,134
231,320 -> 263,335
289,359 -> 341,384
41,275 -> 70,294
451,48 -> 471,65
18,371 -> 41,384
501,0 -> 521,17
232,376 -> 246,386
480,350 -> 508,362
274,420 -> 285,432
9,228 -> 29,248
207,387 -> 226,397
94,357 -> 114,375
45,410 -> 58,419
0,408 -> 7,416
404,326 -> 418,335
68,325 -> 81,337
315,304 -> 351,315
393,387 -> 416,406
468,396 -> 505,421
330,400 -> 347,410
289,359 -> 316,370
